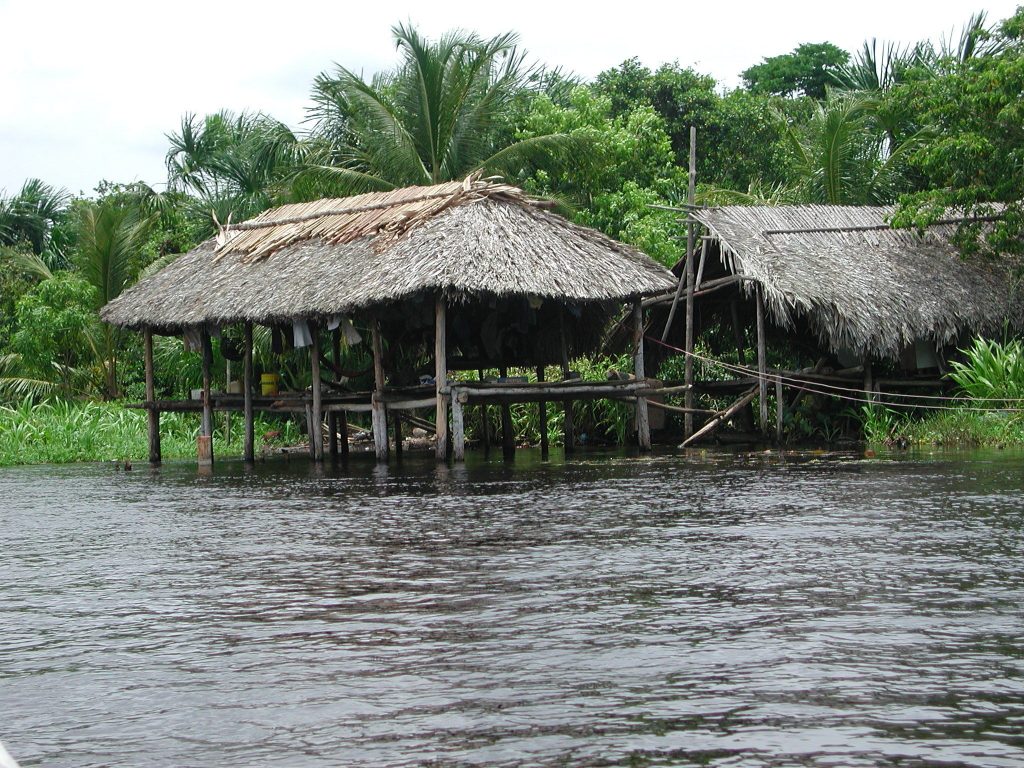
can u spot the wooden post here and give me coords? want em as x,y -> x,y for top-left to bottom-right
371,318 -> 388,461
633,301 -> 651,451
328,328 -> 340,460
730,300 -> 755,433
435,294 -> 448,461
478,369 -> 490,458
559,308 -> 575,454
243,322 -> 254,463
199,326 -> 214,466
537,365 -> 549,460
224,359 -> 231,446
499,366 -> 514,461
775,375 -> 784,444
864,359 -> 874,404
310,323 -> 323,462
339,411 -> 349,461
756,286 -> 768,435
144,327 -> 160,465
452,391 -> 465,461
683,129 -> 698,437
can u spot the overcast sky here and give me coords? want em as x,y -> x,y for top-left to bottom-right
1,0 -> 1019,196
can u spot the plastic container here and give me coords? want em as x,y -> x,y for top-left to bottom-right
260,373 -> 279,396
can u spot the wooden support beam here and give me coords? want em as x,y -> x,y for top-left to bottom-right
310,323 -> 323,462
371,318 -> 388,462
755,287 -> 768,435
559,309 -> 575,454
144,328 -> 161,465
243,322 -> 254,463
328,328 -> 340,460
452,395 -> 465,461
499,366 -> 514,461
775,375 -> 784,444
662,126 -> 697,343
199,327 -> 214,467
435,294 -> 448,461
478,369 -> 490,458
537,365 -> 549,460
680,387 -> 758,448
633,301 -> 651,451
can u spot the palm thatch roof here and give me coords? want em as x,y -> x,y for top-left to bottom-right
101,178 -> 675,331
690,204 -> 1024,358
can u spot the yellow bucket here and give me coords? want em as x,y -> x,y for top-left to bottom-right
260,373 -> 279,396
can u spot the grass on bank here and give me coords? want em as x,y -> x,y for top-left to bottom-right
0,398 -> 301,466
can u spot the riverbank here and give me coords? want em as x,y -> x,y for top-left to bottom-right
0,399 -> 300,466
863,404 -> 1024,449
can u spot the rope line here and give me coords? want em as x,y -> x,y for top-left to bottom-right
646,336 -> 1024,414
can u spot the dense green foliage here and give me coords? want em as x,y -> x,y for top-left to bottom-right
2,10 -> 1024,460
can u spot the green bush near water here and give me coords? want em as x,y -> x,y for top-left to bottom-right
862,336 -> 1024,448
0,398 -> 301,466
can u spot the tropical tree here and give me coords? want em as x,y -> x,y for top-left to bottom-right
166,110 -> 305,232
74,200 -> 156,397
780,91 -> 925,205
742,42 -> 850,99
304,23 -> 577,193
0,178 -> 71,266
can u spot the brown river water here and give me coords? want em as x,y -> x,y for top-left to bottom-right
1,449 -> 1023,767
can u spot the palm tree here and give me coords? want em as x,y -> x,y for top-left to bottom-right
166,110 -> 305,232
0,178 -> 70,264
304,23 -> 577,193
75,200 -> 155,398
780,91 -> 926,205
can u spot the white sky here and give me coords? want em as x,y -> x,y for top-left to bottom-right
1,0 -> 1019,196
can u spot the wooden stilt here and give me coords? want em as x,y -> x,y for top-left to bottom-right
435,294 -> 448,461
633,301 -> 651,451
478,369 -> 490,458
328,328 -> 340,460
537,365 -> 549,460
144,328 -> 161,465
305,404 -> 316,459
310,323 -> 323,462
339,410 -> 349,461
730,300 -> 755,433
756,286 -> 768,435
559,309 -> 575,454
371,318 -> 388,461
499,366 -> 514,461
452,395 -> 465,461
243,322 -> 254,463
661,127 -> 697,345
775,375 -> 784,444
199,327 -> 214,466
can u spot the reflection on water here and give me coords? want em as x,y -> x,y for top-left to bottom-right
1,450 -> 1023,767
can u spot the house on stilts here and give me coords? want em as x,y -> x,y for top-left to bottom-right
100,177 -> 677,465
648,204 -> 1024,443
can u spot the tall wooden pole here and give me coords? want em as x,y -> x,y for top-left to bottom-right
328,328 -> 340,461
199,327 -> 214,466
537,365 -> 549,460
661,126 -> 697,347
144,327 -> 160,465
756,286 -> 768,435
371,318 -> 388,462
559,308 -> 575,454
683,126 -> 697,438
243,322 -> 254,463
435,294 -> 448,461
310,323 -> 323,462
499,366 -> 514,461
633,300 -> 651,451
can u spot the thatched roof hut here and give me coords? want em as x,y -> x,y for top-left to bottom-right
688,204 -> 1024,359
101,178 -> 675,334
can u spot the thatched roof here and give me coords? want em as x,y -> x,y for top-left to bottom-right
101,178 -> 675,331
690,204 -> 1024,358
